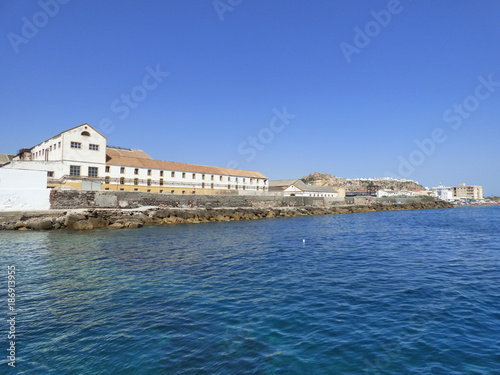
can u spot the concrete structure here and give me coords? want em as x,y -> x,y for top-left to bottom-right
452,183 -> 483,200
269,179 -> 340,197
2,123 -> 268,194
0,169 -> 50,211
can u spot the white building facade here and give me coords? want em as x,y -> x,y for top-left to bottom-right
2,124 -> 268,194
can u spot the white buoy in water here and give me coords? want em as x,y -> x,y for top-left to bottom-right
303,239 -> 305,243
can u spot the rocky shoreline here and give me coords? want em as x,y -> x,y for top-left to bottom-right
0,200 -> 453,231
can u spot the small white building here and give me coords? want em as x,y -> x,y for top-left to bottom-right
430,185 -> 454,201
269,179 -> 339,197
0,169 -> 50,211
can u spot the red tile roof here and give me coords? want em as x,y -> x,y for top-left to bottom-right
106,147 -> 267,178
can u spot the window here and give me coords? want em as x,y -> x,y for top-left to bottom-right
160,171 -> 164,177
211,183 -> 214,189
104,176 -> 110,184
81,131 -> 90,136
120,188 -> 124,191
88,167 -> 98,177
105,166 -> 110,173
105,188 -> 109,190
159,179 -> 164,186
134,178 -> 138,185
243,178 -> 246,183
171,171 -> 175,178
89,144 -> 99,151
134,188 -> 138,191
211,175 -> 214,181
147,179 -> 151,186
120,177 -> 125,184
182,190 -> 186,194
228,177 -> 231,182
159,190 -> 163,193
202,182 -> 205,189
147,170 -> 152,176
58,141 -> 61,148
69,165 -> 81,176
70,142 -> 81,149
228,185 -> 231,189
134,168 -> 139,175
147,189 -> 151,193
47,171 -> 54,177
219,176 -> 223,181
182,172 -> 186,178
171,190 -> 175,194
202,174 -> 205,180
50,145 -> 52,151
192,173 -> 196,179
192,191 -> 195,195
120,167 -> 125,174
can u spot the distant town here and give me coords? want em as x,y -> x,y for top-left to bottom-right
0,123 -> 495,211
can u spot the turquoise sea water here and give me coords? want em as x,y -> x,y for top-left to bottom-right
0,207 -> 499,374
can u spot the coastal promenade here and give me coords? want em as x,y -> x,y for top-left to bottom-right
0,200 -> 452,231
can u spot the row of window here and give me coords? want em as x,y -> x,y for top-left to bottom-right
106,166 -> 258,183
105,177 -> 261,190
34,141 -> 62,158
70,142 -> 99,151
107,189 -> 200,195
66,166 -> 264,190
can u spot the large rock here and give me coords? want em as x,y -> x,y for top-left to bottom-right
73,220 -> 94,230
64,212 -> 87,228
26,217 -> 54,231
88,217 -> 109,228
108,222 -> 124,229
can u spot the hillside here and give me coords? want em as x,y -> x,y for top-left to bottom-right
302,172 -> 426,192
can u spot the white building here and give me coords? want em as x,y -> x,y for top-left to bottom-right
269,179 -> 340,197
430,185 -> 454,201
2,123 -> 268,194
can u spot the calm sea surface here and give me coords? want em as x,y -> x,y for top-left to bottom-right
0,207 -> 499,374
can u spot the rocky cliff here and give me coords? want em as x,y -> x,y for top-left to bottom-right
302,172 -> 426,192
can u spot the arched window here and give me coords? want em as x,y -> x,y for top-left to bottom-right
81,131 -> 90,136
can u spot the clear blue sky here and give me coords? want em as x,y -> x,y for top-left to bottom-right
1,0 -> 499,195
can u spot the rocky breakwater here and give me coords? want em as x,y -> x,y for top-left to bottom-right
0,200 -> 452,231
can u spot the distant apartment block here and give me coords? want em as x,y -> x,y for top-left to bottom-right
1,124 -> 268,194
452,183 -> 483,200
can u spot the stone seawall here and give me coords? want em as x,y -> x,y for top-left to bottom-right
49,190 -> 346,209
0,200 -> 453,231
